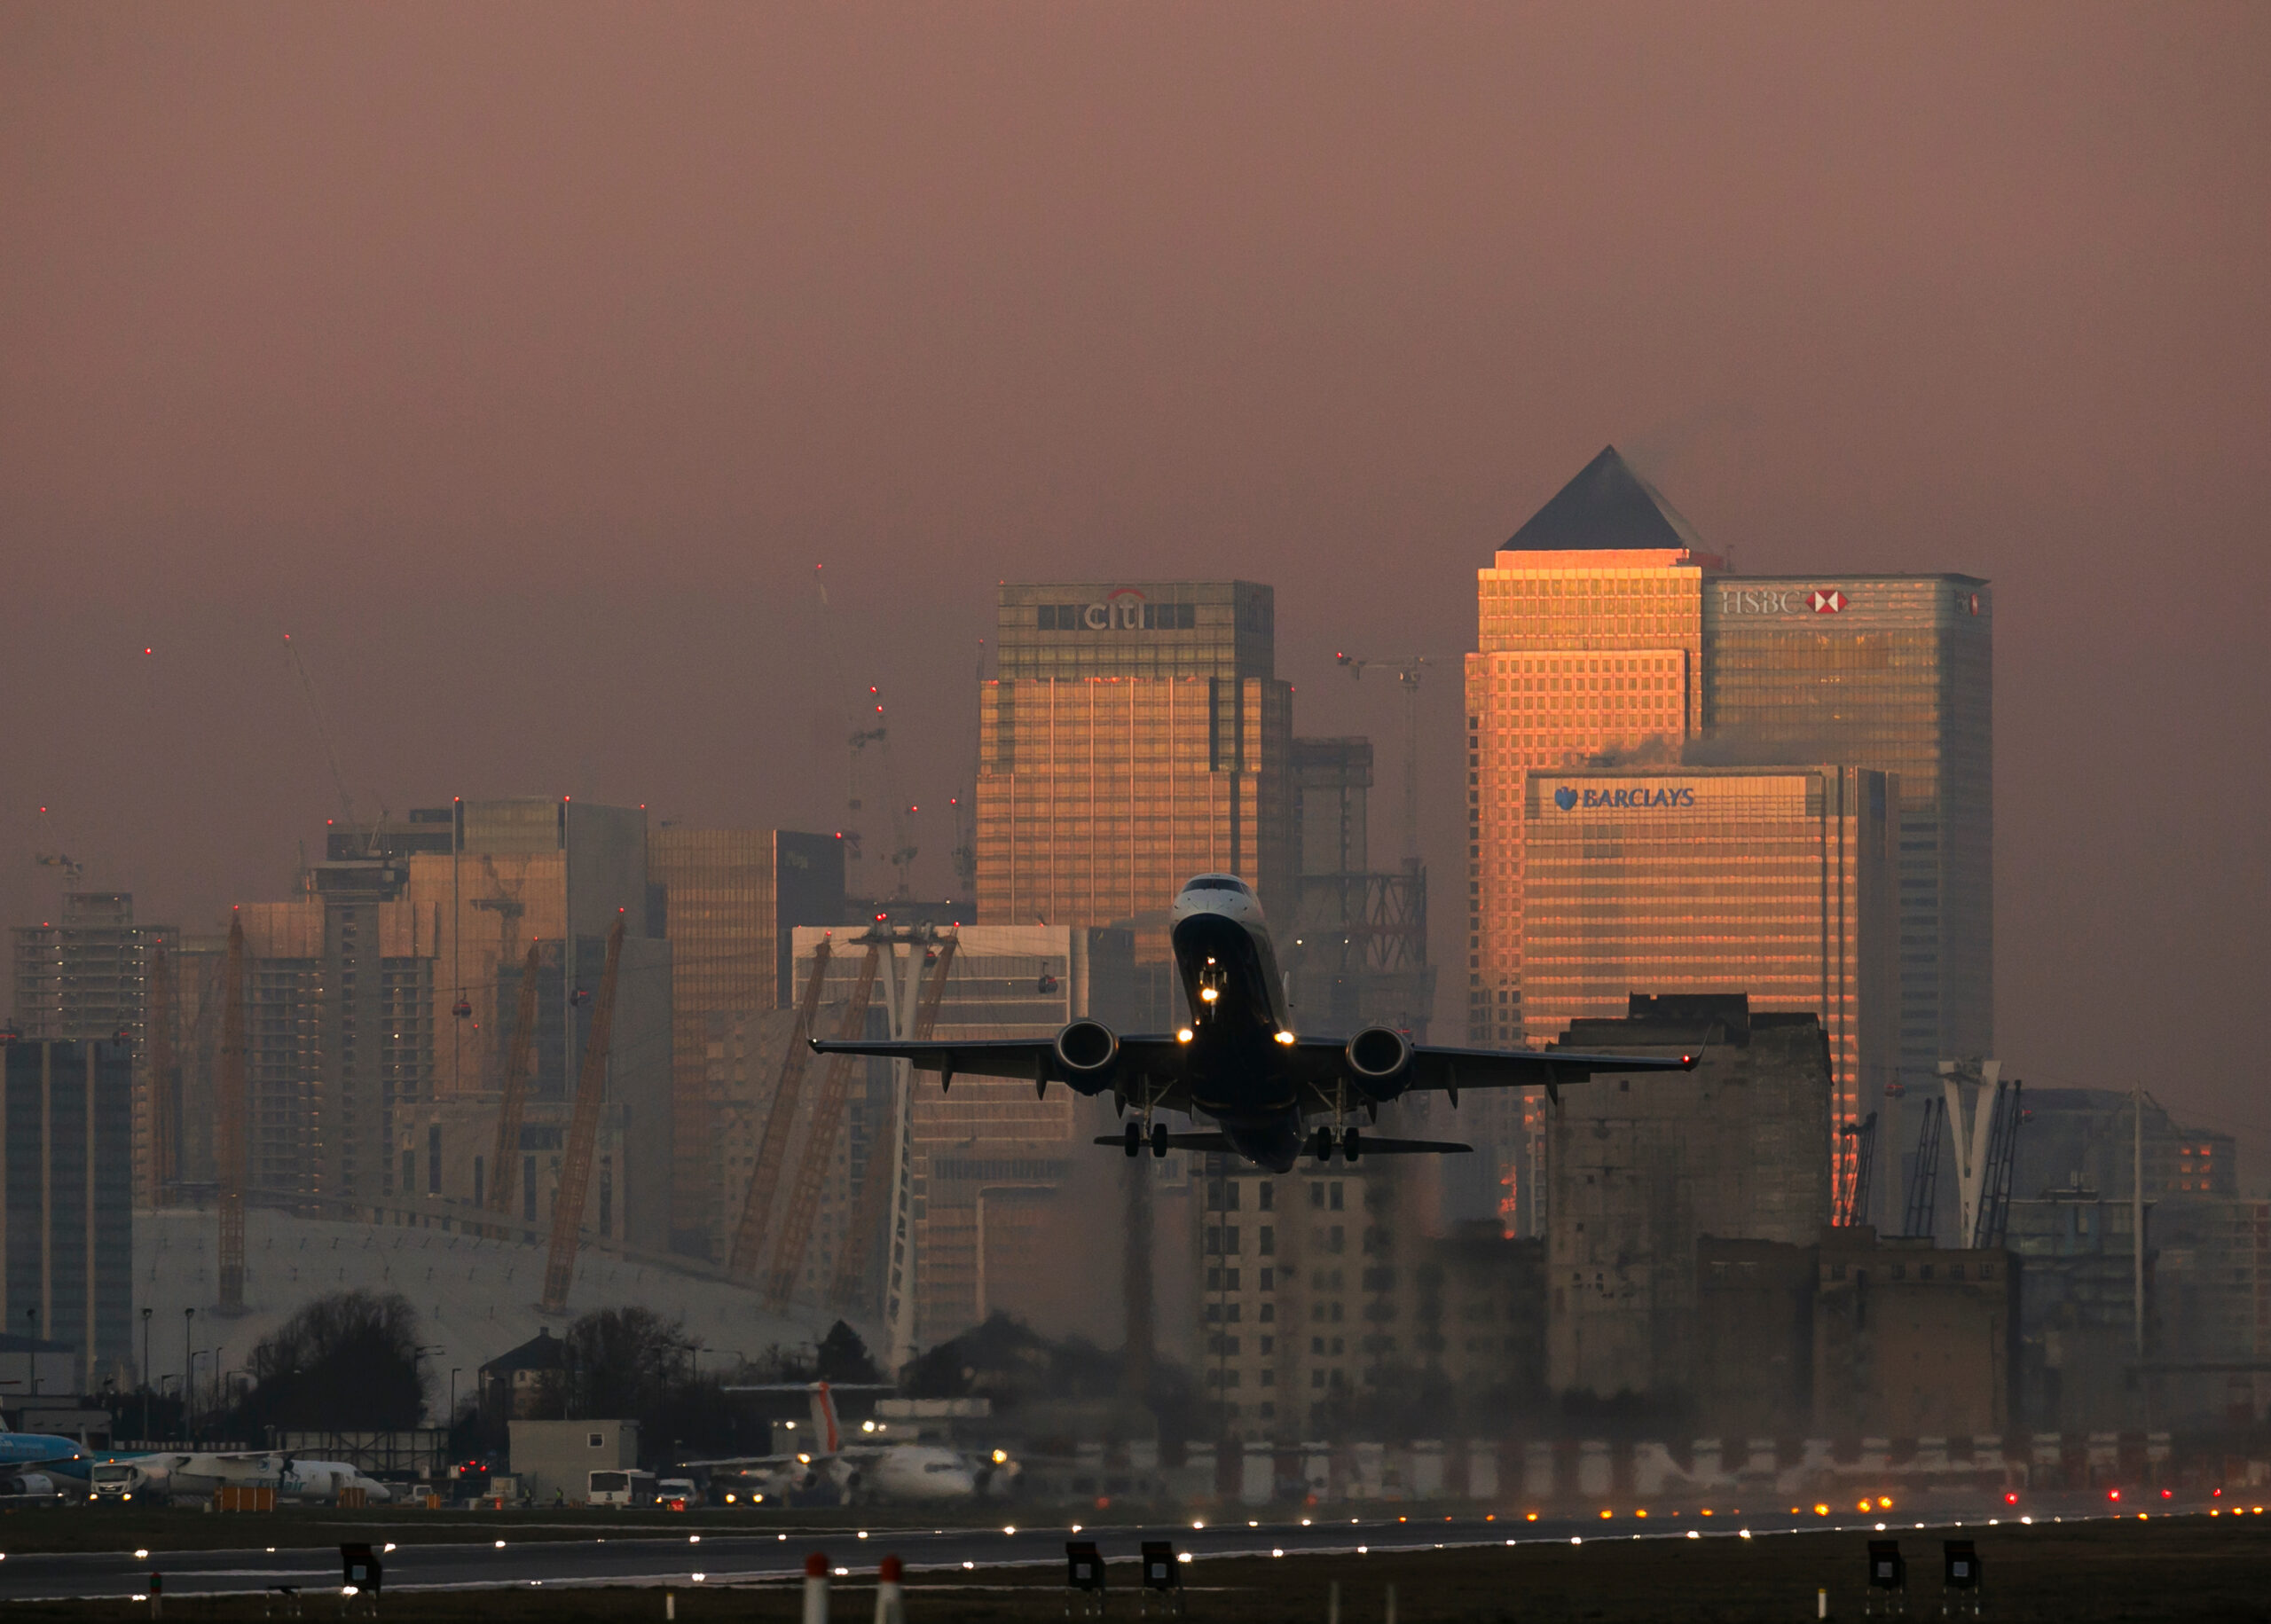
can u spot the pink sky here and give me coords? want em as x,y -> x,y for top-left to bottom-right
4,4 -> 2267,1169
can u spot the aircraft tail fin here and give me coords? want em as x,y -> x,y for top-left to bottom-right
810,1381 -> 841,1455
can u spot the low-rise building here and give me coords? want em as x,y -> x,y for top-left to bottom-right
1813,1227 -> 2016,1440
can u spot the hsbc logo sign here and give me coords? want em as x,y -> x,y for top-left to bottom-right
1717,585 -> 1857,616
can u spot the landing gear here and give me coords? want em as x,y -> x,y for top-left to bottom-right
1311,1126 -> 1334,1163
1342,1126 -> 1362,1162
1151,1121 -> 1169,1158
1123,1121 -> 1142,1157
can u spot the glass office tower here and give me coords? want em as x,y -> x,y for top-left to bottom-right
1468,448 -> 1991,1231
978,582 -> 1293,953
1466,448 -> 1723,1049
1522,764 -> 1898,1216
1701,577 -> 1992,1087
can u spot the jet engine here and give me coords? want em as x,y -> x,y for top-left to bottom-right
1053,1019 -> 1120,1077
1344,1025 -> 1412,1088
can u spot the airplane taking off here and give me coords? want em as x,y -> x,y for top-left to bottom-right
814,873 -> 1697,1173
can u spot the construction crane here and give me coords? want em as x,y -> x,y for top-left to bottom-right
813,567 -> 920,899
1334,652 -> 1434,872
539,918 -> 625,1314
1901,1094 -> 1946,1240
727,940 -> 832,1281
145,944 -> 177,1209
1972,1080 -> 2024,1250
282,632 -> 384,854
1838,1110 -> 1879,1228
766,944 -> 882,1307
484,941 -> 545,1229
216,917 -> 248,1313
829,938 -> 956,1310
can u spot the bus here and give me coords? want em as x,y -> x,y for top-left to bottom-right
587,1469 -> 657,1507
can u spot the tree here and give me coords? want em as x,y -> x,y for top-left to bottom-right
814,1321 -> 883,1385
235,1291 -> 424,1432
563,1306 -> 692,1418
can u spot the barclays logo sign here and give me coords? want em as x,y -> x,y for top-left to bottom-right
1551,785 -> 1697,811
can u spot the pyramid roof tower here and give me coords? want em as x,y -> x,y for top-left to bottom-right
1503,444 -> 1709,554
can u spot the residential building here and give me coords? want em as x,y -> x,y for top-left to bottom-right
0,1040 -> 134,1390
648,826 -> 843,1258
782,924 -> 1136,1346
11,893 -> 176,1210
1285,738 -> 1434,1040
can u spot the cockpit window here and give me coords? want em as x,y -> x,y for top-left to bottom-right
1186,876 -> 1251,893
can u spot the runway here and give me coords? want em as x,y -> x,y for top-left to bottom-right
0,1499 -> 2059,1601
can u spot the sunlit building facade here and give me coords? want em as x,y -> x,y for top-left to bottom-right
1466,448 -> 1990,1232
978,582 -> 1293,962
1465,449 -> 1722,1052
1523,765 -> 1898,1218
1700,575 -> 1992,1087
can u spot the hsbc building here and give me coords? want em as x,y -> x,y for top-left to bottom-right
1701,575 -> 1993,1092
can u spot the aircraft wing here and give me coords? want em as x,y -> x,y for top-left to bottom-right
1385,1041 -> 1698,1104
809,1036 -> 1192,1102
678,1453 -> 809,1471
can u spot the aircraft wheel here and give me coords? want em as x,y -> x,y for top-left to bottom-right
1312,1126 -> 1334,1163
1151,1121 -> 1168,1157
1343,1125 -> 1362,1162
1123,1121 -> 1141,1157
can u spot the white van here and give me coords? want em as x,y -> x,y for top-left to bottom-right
587,1468 -> 657,1507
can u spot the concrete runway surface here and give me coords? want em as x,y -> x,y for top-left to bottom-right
0,1497 -> 2097,1602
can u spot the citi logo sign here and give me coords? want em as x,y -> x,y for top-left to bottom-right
1552,786 -> 1697,811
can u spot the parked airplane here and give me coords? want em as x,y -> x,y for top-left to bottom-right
693,1382 -> 991,1505
814,873 -> 1697,1172
88,1451 -> 392,1505
0,1431 -> 88,1496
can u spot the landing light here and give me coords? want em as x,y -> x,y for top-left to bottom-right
1200,987 -> 1219,1003
1177,1029 -> 1194,1043
992,1450 -> 1009,1464
1274,1031 -> 1296,1045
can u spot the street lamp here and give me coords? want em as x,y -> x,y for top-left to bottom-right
182,1306 -> 196,1435
141,1308 -> 153,1442
24,1308 -> 38,1397
449,1368 -> 461,1431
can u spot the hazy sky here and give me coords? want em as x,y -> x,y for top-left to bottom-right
4,4 -> 2266,1175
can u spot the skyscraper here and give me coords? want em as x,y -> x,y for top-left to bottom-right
1701,576 -> 1992,1084
648,827 -> 844,1258
1466,448 -> 1722,1048
978,582 -> 1293,964
0,1040 -> 134,1389
1467,448 -> 1990,1227
12,892 -> 176,1206
1522,764 -> 1897,1220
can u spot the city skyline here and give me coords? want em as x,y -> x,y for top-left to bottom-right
4,4 -> 2266,1186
